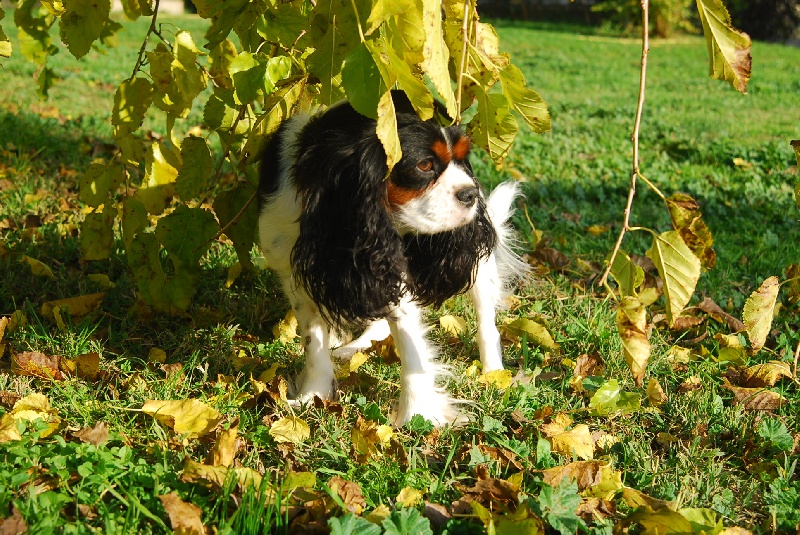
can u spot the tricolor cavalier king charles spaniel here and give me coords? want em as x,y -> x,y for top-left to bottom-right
257,91 -> 527,426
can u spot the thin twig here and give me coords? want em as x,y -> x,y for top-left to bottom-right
455,0 -> 472,123
598,0 -> 650,288
130,0 -> 161,79
196,187 -> 259,252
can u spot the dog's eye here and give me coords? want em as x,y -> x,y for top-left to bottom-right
417,160 -> 434,173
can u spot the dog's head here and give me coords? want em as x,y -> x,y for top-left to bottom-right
290,91 -> 496,326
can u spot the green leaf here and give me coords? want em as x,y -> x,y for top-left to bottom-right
119,0 -> 150,20
155,205 -> 218,268
209,39 -> 237,90
147,33 -> 206,118
646,230 -> 701,326
758,418 -> 794,452
469,87 -> 518,163
610,250 -> 644,298
376,90 -> 402,172
176,136 -> 213,200
695,0 -> 751,92
257,0 -> 311,48
533,479 -> 586,535
328,513 -> 382,535
189,0 -> 223,18
37,66 -> 60,99
385,0 -> 425,66
213,182 -> 258,270
126,233 -> 196,314
112,77 -> 153,133
677,508 -> 724,534
342,42 -> 386,119
421,0 -> 457,120
15,0 -> 56,66
499,63 -> 550,133
79,161 -> 125,207
59,0 -> 111,59
121,198 -> 148,251
204,88 -> 239,131
588,378 -> 641,416
742,276 -> 779,353
80,206 -> 117,260
382,507 -> 433,535
134,142 -> 179,215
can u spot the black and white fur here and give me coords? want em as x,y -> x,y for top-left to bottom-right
257,92 -> 527,426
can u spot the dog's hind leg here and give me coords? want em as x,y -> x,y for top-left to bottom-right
283,280 -> 336,403
389,297 -> 462,427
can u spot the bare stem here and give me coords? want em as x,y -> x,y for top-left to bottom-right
130,0 -> 161,79
455,0 -> 472,124
598,0 -> 650,288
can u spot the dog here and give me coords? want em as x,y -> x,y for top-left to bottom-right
257,91 -> 527,426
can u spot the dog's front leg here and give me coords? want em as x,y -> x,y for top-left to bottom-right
285,281 -> 335,403
469,252 -> 505,372
389,297 -> 461,427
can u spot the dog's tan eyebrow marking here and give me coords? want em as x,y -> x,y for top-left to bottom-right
452,136 -> 471,161
431,140 -> 451,165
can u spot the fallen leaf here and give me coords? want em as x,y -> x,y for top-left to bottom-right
695,296 -> 745,332
269,415 -> 310,444
721,381 -> 785,410
573,353 -> 604,379
273,310 -> 299,343
225,261 -> 242,288
148,347 -> 167,364
476,369 -> 513,390
500,318 -> 558,350
542,413 -> 594,460
210,425 -> 239,467
439,314 -> 467,337
585,224 -> 610,236
12,351 -> 64,380
41,293 -> 105,319
74,421 -> 110,446
74,352 -> 100,380
141,399 -> 223,438
396,487 -> 424,508
87,273 -> 115,289
742,276 -> 779,352
19,255 -> 55,278
0,505 -> 27,534
328,476 -> 367,515
646,378 -> 667,406
182,458 -> 263,490
741,361 -> 793,387
351,417 -> 393,463
159,493 -> 205,535
0,393 -> 61,442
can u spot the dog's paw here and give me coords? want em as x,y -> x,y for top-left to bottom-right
393,389 -> 466,428
291,371 -> 336,405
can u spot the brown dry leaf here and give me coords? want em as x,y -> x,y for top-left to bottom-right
721,380 -> 785,410
0,317 -> 7,358
12,351 -> 64,380
0,505 -> 27,534
678,376 -> 702,393
161,363 -> 185,383
454,474 -> 520,511
74,421 -> 110,446
695,297 -> 745,332
541,461 -> 605,490
158,493 -> 205,535
209,425 -> 239,467
328,476 -> 367,515
741,361 -> 793,388
369,335 -> 400,364
141,399 -> 223,439
477,444 -> 523,471
576,497 -> 615,522
646,378 -> 668,406
41,293 -> 106,321
669,315 -> 704,332
573,353 -> 605,379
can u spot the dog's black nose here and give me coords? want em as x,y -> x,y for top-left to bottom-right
456,186 -> 479,207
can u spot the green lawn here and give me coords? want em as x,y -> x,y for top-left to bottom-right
1,14 -> 799,535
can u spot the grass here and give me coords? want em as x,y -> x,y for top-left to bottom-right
1,14 -> 800,535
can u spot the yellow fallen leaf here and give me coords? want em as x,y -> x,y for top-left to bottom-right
396,487 -> 424,508
210,425 -> 239,467
258,362 -> 282,382
273,310 -> 298,343
500,318 -> 558,350
465,360 -> 482,377
439,314 -> 467,337
225,261 -> 242,288
365,504 -> 391,524
477,369 -> 513,390
542,413 -> 594,460
141,399 -> 223,438
41,292 -> 106,319
20,255 -> 54,278
87,273 -> 115,289
0,393 -> 61,442
148,347 -> 167,364
646,378 -> 667,406
585,224 -> 610,236
8,310 -> 27,332
337,351 -> 370,379
269,416 -> 310,444
182,458 -> 263,490
741,360 -> 793,387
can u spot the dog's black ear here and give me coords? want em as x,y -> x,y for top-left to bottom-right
291,104 -> 407,327
404,197 -> 497,307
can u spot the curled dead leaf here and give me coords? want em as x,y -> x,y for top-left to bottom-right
141,399 -> 223,439
721,380 -> 785,410
158,493 -> 205,535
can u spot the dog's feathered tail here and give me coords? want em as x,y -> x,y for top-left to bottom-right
485,182 -> 531,302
